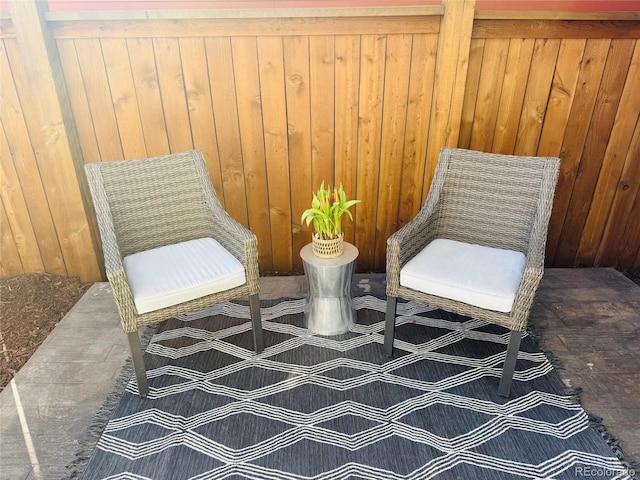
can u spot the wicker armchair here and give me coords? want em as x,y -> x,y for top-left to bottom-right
85,150 -> 263,397
384,148 -> 560,397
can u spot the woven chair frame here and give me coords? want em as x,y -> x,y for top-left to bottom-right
386,148 -> 560,333
85,150 -> 260,334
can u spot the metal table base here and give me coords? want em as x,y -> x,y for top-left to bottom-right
300,242 -> 359,336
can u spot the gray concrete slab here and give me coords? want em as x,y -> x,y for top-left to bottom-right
0,282 -> 130,480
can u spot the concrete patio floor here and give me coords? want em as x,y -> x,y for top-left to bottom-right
0,270 -> 638,479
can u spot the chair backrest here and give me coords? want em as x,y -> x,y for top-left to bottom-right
430,148 -> 560,253
85,151 -> 218,257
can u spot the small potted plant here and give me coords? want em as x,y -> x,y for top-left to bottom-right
301,182 -> 360,258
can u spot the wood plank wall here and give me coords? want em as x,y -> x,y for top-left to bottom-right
1,3 -> 639,281
462,20 -> 640,269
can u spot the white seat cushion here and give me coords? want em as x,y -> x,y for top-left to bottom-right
400,239 -> 526,313
123,237 -> 246,314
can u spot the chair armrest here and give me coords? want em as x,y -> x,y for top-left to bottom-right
386,201 -> 441,296
387,156 -> 450,296
190,155 -> 260,288
510,218 -> 548,330
510,261 -> 543,332
85,164 -> 139,331
95,212 -> 139,332
510,157 -> 559,330
206,202 -> 260,287
195,177 -> 259,291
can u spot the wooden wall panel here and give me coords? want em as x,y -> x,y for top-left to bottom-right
468,38 -> 509,152
283,35 -> 313,272
491,38 -> 535,154
2,9 -> 639,277
180,37 -> 224,198
102,38 -> 147,159
127,38 -> 171,157
536,38 -> 584,158
0,127 -> 43,274
257,36 -> 293,272
578,42 -> 640,266
1,40 -> 67,276
374,33 -> 413,270
354,34 -> 386,271
555,38 -> 636,266
334,35 -> 360,247
309,35 -> 335,190
231,36 -> 273,270
205,37 -> 248,223
397,33 -> 438,229
596,121 -> 640,267
464,29 -> 640,269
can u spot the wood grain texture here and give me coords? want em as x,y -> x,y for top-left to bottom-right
52,16 -> 441,39
555,39 -> 635,266
397,33 -> 438,228
154,37 -> 193,153
374,33 -> 412,270
2,8 -> 640,276
492,38 -> 535,154
514,38 -> 561,156
57,39 -> 102,163
231,36 -> 273,271
126,37 -> 171,157
283,35 -> 313,271
102,38 -> 147,159
334,35 -> 360,246
546,39 -> 610,264
0,42 -> 66,276
459,38 -> 485,150
536,38 -> 585,157
596,122 -> 640,267
473,20 -> 640,39
257,36 -> 293,271
355,34 -> 386,271
577,41 -> 640,267
205,37 -> 249,225
179,37 -> 224,199
309,35 -> 335,190
0,127 -> 43,274
4,0 -> 101,282
468,37 -> 509,152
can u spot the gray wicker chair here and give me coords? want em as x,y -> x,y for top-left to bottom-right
384,148 -> 560,397
85,150 -> 263,397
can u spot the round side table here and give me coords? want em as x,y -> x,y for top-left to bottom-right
300,242 -> 359,335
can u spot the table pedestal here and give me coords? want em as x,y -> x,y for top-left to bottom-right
300,242 -> 359,336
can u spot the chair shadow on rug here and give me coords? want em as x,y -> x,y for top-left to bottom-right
384,148 -> 560,397
84,150 -> 263,397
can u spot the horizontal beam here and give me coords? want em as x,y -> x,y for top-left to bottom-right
51,15 -> 441,38
473,19 -> 640,38
475,11 -> 640,20
46,5 -> 443,20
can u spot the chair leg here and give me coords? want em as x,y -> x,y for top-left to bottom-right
384,296 -> 398,357
127,331 -> 149,397
498,329 -> 522,398
249,294 -> 264,353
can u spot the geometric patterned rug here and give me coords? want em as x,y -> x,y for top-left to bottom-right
81,296 -> 633,480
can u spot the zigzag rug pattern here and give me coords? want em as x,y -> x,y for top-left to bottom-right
83,297 -> 631,480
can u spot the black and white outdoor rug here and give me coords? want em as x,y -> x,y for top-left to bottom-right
82,295 -> 633,480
